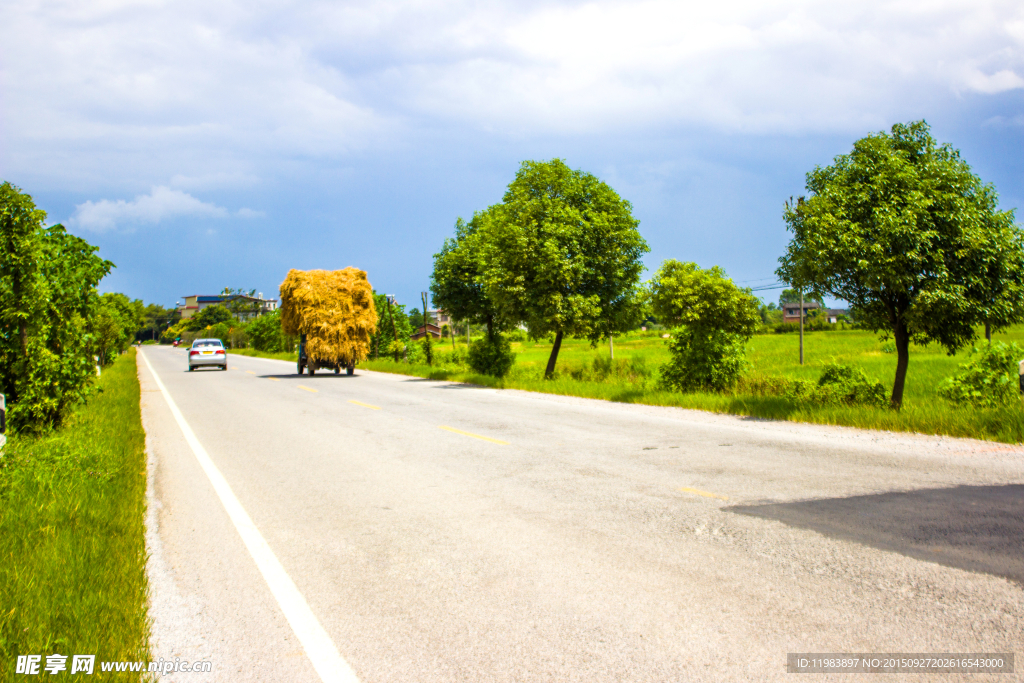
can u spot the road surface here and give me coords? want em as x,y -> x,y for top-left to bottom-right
138,346 -> 1024,682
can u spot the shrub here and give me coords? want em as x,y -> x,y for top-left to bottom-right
245,310 -> 287,352
938,341 -> 1023,408
421,335 -> 434,365
505,328 -> 528,342
659,327 -> 748,392
807,363 -> 888,407
468,335 -> 515,377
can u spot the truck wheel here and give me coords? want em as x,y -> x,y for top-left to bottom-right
297,361 -> 304,375
334,366 -> 340,374
309,365 -> 316,375
347,363 -> 355,376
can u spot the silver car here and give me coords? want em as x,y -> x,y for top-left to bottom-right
188,338 -> 228,371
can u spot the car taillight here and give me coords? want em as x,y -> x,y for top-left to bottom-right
190,350 -> 199,356
215,350 -> 224,355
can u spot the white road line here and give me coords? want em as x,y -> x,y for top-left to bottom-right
140,350 -> 360,683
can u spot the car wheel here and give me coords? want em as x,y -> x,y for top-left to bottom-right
223,365 -> 228,371
189,365 -> 194,372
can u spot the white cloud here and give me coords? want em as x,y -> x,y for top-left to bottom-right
69,186 -> 229,232
2,0 -> 1023,186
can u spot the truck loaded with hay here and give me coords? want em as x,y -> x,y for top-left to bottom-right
280,267 -> 378,375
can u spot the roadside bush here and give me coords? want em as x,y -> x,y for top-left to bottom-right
468,335 -> 515,377
246,310 -> 287,352
774,322 -> 800,334
421,335 -> 435,365
659,327 -> 748,392
938,341 -> 1022,408
740,363 -> 888,408
505,328 -> 528,342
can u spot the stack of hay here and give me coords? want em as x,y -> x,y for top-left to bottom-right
280,268 -> 379,365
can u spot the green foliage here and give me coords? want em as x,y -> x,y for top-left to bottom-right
0,183 -> 115,432
785,363 -> 888,408
777,120 -> 1024,406
421,335 -> 434,365
659,327 -> 748,392
468,335 -> 516,377
370,293 -> 411,359
648,260 -> 760,335
221,287 -> 260,318
186,304 -> 233,331
138,302 -> 180,342
649,261 -> 760,393
938,341 -> 1023,408
478,159 -> 649,374
94,292 -> 144,365
246,309 -> 289,352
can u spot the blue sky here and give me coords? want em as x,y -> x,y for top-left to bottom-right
2,0 -> 1023,311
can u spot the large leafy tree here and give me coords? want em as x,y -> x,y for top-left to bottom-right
1,183 -> 114,430
648,260 -> 761,391
186,304 -> 233,331
777,121 -> 1024,408
478,159 -> 649,377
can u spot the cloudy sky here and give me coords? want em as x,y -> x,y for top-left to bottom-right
2,0 -> 1023,309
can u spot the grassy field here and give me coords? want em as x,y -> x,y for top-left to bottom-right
225,327 -> 1024,442
359,326 -> 1024,443
0,349 -> 151,679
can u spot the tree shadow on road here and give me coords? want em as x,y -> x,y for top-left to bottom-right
728,485 -> 1024,585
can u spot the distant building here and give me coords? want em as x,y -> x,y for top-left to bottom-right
426,309 -> 452,327
410,323 -> 442,340
178,293 -> 278,321
782,301 -> 821,324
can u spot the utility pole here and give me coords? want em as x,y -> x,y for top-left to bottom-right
799,288 -> 804,365
421,291 -> 430,335
609,334 -> 614,360
386,295 -> 399,362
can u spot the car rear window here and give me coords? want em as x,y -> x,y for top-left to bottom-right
194,341 -> 223,348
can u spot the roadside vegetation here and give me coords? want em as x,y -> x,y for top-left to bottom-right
228,130 -> 1024,443
0,350 -> 151,675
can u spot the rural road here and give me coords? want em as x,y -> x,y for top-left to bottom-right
137,346 -> 1024,682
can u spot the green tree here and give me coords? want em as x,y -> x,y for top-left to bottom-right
777,121 -> 1024,408
479,159 -> 649,377
1,183 -> 114,431
94,293 -> 144,364
139,303 -> 180,341
649,260 -> 761,391
246,309 -> 290,352
186,304 -> 233,331
221,287 -> 261,319
370,293 -> 411,359
431,210 -> 509,340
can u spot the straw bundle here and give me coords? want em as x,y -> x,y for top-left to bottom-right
280,268 -> 379,365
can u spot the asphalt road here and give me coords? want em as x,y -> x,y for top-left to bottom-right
138,346 -> 1024,682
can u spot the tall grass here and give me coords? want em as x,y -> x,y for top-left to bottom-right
0,349 -> 150,679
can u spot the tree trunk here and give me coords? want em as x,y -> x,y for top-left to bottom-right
799,289 -> 804,365
985,321 -> 991,342
545,330 -> 564,379
609,334 -> 614,360
891,318 -> 910,409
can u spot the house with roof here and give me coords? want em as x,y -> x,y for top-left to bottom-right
178,293 -> 278,321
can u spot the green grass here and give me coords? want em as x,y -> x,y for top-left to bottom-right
229,328 -> 1024,442
0,349 -> 151,680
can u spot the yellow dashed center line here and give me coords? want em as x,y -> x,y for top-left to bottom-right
246,370 -> 256,374
268,378 -> 281,382
679,487 -> 728,501
439,425 -> 509,445
297,385 -> 318,393
348,400 -> 380,410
